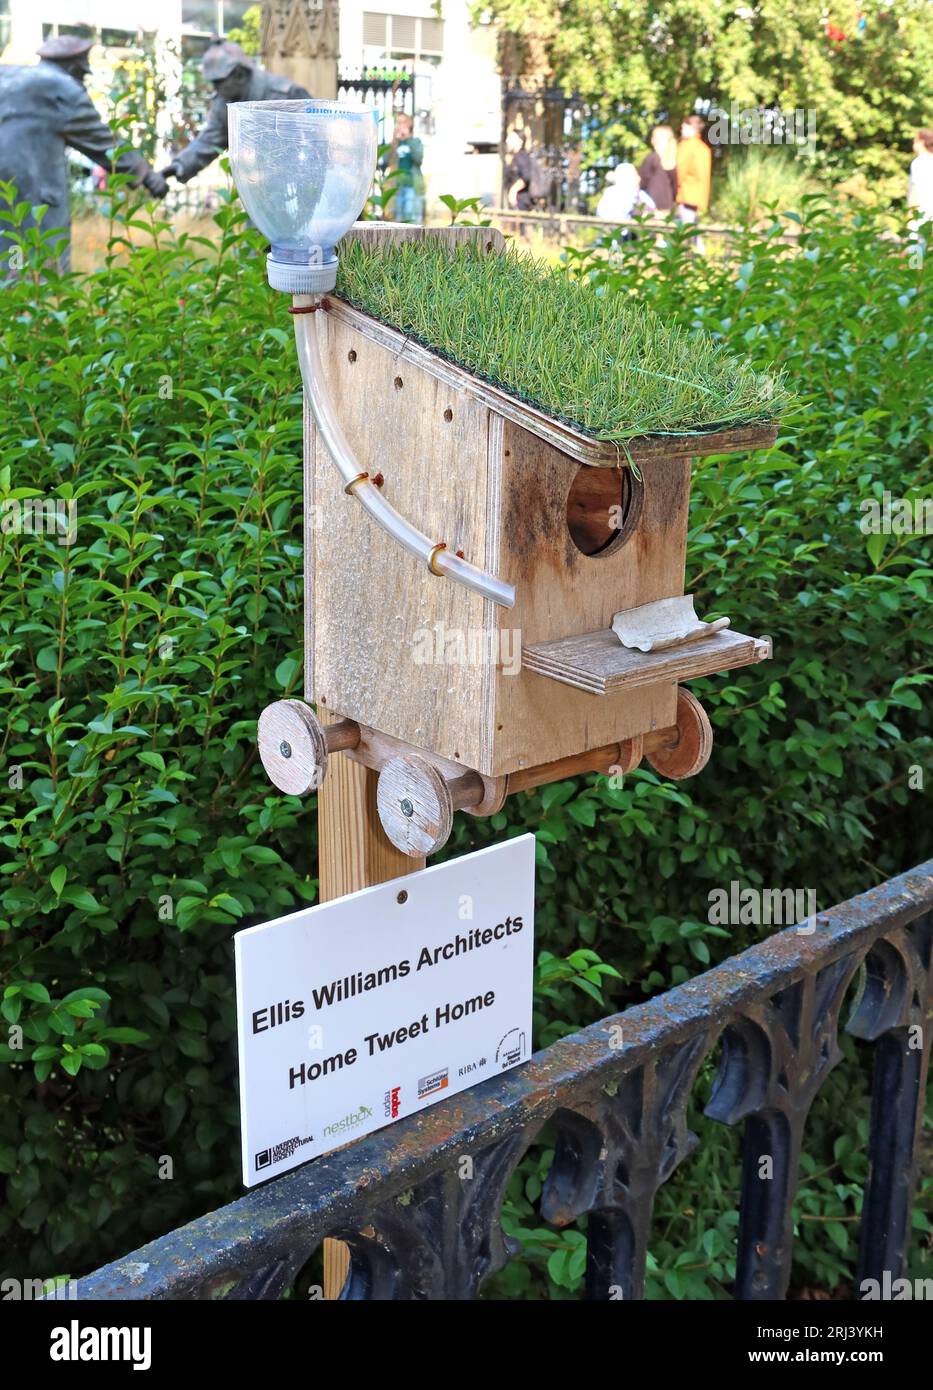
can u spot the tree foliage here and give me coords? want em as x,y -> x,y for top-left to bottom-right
484,0 -> 933,187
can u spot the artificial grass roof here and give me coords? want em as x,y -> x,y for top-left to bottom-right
334,239 -> 789,444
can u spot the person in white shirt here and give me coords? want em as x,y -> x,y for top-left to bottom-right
596,163 -> 656,236
907,128 -> 933,234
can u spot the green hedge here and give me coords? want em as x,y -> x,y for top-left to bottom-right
1,188 -> 930,1296
483,207 -> 933,1298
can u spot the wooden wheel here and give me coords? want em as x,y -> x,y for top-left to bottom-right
466,774 -> 509,818
257,699 -> 329,795
377,754 -> 455,858
645,689 -> 713,780
613,734 -> 644,775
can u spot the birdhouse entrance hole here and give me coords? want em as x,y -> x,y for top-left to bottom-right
565,462 -> 643,557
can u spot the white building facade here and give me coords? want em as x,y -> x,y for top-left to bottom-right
0,0 -> 503,210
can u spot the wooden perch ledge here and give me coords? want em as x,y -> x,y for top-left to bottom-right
522,626 -> 772,696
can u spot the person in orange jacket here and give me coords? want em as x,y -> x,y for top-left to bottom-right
676,114 -> 712,230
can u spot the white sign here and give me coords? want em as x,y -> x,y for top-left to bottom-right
235,835 -> 535,1186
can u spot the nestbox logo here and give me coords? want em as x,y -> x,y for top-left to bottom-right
323,1104 -> 373,1138
384,1085 -> 401,1119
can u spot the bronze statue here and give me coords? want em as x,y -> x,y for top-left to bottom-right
0,36 -> 163,272
157,40 -> 310,189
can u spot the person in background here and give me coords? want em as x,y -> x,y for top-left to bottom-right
0,36 -> 161,273
676,114 -> 712,228
504,128 -> 535,211
155,40 -> 308,190
638,124 -> 677,212
907,128 -> 933,234
595,162 -> 655,235
388,113 -> 425,224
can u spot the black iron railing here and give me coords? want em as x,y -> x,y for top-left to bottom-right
337,68 -> 415,148
502,79 -> 610,212
77,861 -> 932,1300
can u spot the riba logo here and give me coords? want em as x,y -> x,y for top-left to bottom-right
323,1103 -> 373,1138
50,1321 -> 152,1371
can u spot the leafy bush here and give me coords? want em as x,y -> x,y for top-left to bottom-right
483,202 -> 933,1297
0,185 -> 313,1268
710,147 -> 821,224
482,0 -> 933,191
1,188 -> 930,1298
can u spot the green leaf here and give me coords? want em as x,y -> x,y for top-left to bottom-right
19,982 -> 51,1004
826,1221 -> 850,1254
274,656 -> 300,689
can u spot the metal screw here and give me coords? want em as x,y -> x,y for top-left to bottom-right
400,798 -> 414,817
280,741 -> 292,759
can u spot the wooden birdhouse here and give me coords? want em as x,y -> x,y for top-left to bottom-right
257,224 -> 780,858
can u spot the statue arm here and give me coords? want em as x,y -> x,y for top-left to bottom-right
62,90 -> 150,178
171,99 -> 230,183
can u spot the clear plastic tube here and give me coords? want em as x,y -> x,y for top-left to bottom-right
293,298 -> 515,610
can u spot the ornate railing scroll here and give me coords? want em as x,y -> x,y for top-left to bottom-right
78,860 -> 933,1301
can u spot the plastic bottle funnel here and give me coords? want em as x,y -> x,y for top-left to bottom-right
228,100 -> 378,293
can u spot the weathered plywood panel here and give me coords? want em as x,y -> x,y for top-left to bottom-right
306,310 -> 493,771
523,627 -> 772,695
488,422 -> 692,773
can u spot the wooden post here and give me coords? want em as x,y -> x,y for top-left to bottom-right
260,0 -> 339,99
318,713 -> 423,1299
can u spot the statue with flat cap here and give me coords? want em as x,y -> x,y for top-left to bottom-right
0,35 -> 164,272
157,39 -> 310,188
